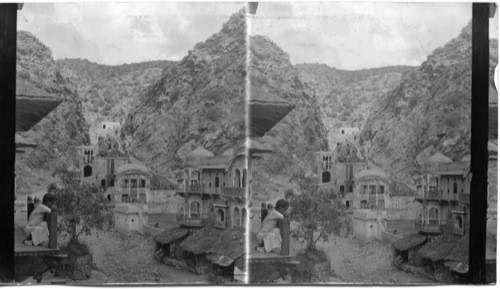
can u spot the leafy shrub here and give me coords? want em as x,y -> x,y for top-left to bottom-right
205,89 -> 224,103
443,111 -> 461,128
205,106 -> 221,122
442,93 -> 462,109
408,94 -> 419,109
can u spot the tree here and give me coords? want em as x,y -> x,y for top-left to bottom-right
287,173 -> 352,251
51,164 -> 113,245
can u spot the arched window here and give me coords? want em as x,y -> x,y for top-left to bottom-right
190,201 -> 200,219
215,177 -> 220,188
235,169 -> 241,187
179,206 -> 185,217
140,179 -> 146,188
429,207 -> 439,225
345,201 -> 350,208
121,194 -> 129,203
103,124 -> 106,129
218,209 -> 225,222
322,171 -> 331,183
340,185 -> 345,194
233,207 -> 241,227
242,170 -> 247,187
83,165 -> 92,177
110,179 -> 115,187
101,179 -> 106,188
107,195 -> 112,202
361,200 -> 368,209
342,130 -> 345,134
242,208 -> 247,228
455,215 -> 463,229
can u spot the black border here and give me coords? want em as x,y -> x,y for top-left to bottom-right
0,2 -> 494,285
468,2 -> 490,284
0,3 -> 17,284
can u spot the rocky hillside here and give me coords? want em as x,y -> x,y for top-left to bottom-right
295,64 -> 414,136
57,59 -> 175,127
249,36 -> 329,201
360,21 -> 498,181
16,31 -> 89,196
121,8 -> 328,201
121,8 -> 248,174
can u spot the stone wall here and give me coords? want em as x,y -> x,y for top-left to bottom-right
143,224 -> 162,236
148,190 -> 184,214
385,196 -> 422,220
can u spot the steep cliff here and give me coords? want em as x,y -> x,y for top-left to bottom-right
57,59 -> 175,127
121,8 -> 247,174
360,21 -> 498,181
121,9 -> 328,199
249,35 -> 329,201
16,31 -> 89,195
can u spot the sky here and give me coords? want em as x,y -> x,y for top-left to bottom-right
18,2 -> 498,70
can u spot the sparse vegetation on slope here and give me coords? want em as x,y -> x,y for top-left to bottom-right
57,59 -> 175,127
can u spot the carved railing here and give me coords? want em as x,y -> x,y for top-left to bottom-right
415,220 -> 441,232
176,215 -> 203,227
426,189 -> 441,200
221,187 -> 246,199
459,193 -> 470,203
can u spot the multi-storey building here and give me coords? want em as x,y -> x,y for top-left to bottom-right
414,157 -> 470,236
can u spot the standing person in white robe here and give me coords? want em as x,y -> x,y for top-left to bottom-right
256,199 -> 289,253
23,194 -> 55,246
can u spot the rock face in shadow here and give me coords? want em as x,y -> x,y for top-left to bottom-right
16,31 -> 89,195
360,21 -> 498,181
121,8 -> 247,174
249,35 -> 329,201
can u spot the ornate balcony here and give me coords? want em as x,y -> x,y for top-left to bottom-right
415,221 -> 442,234
221,187 -> 246,200
186,183 -> 201,192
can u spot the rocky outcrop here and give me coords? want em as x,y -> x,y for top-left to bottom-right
360,21 -> 498,181
121,8 -> 247,175
249,35 -> 329,200
16,31 -> 89,195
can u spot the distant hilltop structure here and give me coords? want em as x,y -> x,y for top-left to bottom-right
89,121 -> 121,146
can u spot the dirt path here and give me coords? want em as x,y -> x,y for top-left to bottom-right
316,236 -> 432,284
81,230 -> 209,284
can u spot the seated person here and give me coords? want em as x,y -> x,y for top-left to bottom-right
256,199 -> 289,253
23,194 -> 55,246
